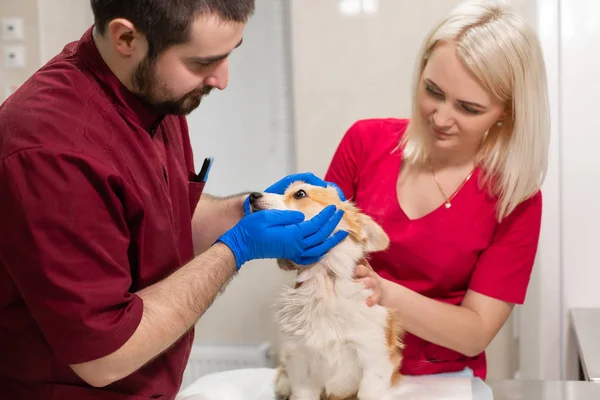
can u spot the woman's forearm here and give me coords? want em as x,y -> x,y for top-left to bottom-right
381,279 -> 489,357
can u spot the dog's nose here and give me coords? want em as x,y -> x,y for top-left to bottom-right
249,192 -> 263,201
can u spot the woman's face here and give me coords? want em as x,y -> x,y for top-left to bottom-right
418,40 -> 507,155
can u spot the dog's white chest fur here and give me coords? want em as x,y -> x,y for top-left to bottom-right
276,264 -> 387,343
276,276 -> 387,387
273,243 -> 399,400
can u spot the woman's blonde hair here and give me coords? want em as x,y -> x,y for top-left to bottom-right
401,0 -> 550,221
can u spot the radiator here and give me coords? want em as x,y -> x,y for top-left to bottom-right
180,342 -> 275,390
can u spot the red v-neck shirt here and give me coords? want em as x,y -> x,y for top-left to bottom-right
325,118 -> 542,379
0,28 -> 204,399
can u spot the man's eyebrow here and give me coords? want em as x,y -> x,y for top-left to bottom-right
425,78 -> 487,109
186,38 -> 243,64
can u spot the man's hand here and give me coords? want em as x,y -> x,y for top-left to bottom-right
218,205 -> 348,269
244,172 -> 346,215
354,260 -> 384,307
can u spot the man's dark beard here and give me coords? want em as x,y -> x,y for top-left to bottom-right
131,56 -> 213,115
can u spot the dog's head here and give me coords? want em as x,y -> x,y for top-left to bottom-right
248,182 -> 389,271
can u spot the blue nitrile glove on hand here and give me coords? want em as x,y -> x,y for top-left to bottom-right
218,204 -> 348,270
243,172 -> 346,215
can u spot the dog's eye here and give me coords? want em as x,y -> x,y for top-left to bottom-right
293,190 -> 307,199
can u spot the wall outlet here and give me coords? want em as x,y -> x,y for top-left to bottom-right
3,45 -> 25,68
1,18 -> 24,41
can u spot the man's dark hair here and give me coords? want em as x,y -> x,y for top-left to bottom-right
90,0 -> 255,58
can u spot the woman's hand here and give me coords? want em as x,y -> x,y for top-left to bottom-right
354,259 -> 384,307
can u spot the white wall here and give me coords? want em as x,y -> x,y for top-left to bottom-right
558,0 -> 600,379
290,0 -> 459,176
518,0 -> 563,381
187,0 -> 297,348
519,0 -> 600,381
1,0 -> 40,101
186,1 -> 295,196
36,0 -> 94,64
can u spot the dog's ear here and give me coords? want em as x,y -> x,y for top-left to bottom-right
359,214 -> 390,252
277,258 -> 299,271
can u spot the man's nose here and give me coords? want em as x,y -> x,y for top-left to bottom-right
205,59 -> 229,90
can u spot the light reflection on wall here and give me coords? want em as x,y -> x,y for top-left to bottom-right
338,0 -> 379,16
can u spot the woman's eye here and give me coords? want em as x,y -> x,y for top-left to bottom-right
293,190 -> 307,199
461,105 -> 481,115
425,86 -> 443,98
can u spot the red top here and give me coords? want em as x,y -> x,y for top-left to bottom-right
0,28 -> 204,399
325,118 -> 542,379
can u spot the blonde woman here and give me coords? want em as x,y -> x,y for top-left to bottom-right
325,0 -> 550,379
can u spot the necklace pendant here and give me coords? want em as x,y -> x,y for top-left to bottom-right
445,202 -> 452,209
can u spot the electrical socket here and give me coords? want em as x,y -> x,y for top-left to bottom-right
3,45 -> 25,68
1,18 -> 24,41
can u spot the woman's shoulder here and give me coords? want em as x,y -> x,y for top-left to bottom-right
346,117 -> 409,138
504,190 -> 543,222
344,117 -> 410,150
477,184 -> 542,232
480,169 -> 543,211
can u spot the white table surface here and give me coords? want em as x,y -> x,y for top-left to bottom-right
175,368 -> 493,400
487,379 -> 600,399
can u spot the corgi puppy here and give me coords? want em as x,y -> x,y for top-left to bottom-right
248,182 -> 404,400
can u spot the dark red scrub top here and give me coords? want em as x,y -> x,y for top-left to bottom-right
0,27 -> 205,399
325,118 -> 542,379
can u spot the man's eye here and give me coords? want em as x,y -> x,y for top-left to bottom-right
293,190 -> 307,199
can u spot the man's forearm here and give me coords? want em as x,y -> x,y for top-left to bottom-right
192,193 -> 247,255
70,243 -> 237,387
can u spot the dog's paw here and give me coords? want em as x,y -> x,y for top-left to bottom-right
357,387 -> 392,400
276,392 -> 291,400
357,393 -> 392,400
274,366 -> 292,400
276,391 -> 291,400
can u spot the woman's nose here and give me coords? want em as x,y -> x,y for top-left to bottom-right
432,104 -> 454,128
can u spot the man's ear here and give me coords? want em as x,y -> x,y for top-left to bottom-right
359,214 -> 390,253
106,18 -> 146,57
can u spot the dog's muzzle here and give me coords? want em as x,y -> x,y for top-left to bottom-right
249,192 -> 263,212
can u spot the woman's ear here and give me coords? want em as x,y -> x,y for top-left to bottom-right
501,105 -> 512,122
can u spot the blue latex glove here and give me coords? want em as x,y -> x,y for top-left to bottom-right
243,172 -> 346,215
266,172 -> 346,199
218,205 -> 348,269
